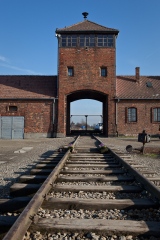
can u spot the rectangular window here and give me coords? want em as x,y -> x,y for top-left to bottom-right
60,34 -> 114,48
153,108 -> 160,122
9,106 -> 18,112
97,35 -> 114,47
107,35 -> 114,47
61,36 -> 67,47
97,35 -> 107,47
80,35 -> 85,47
61,35 -> 77,47
71,35 -> 77,47
89,35 -> 95,46
80,35 -> 95,47
128,107 -> 137,122
101,67 -> 107,77
68,67 -> 74,76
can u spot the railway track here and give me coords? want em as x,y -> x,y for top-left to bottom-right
1,135 -> 160,240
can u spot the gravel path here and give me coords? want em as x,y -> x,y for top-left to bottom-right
0,137 -> 75,198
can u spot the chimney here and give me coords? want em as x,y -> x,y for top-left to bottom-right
135,67 -> 140,81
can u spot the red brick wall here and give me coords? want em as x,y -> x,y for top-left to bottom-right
117,100 -> 160,136
0,100 -> 53,135
57,47 -> 117,137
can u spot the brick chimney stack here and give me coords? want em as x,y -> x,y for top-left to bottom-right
135,67 -> 140,81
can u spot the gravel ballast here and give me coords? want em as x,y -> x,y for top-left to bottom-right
1,136 -> 160,240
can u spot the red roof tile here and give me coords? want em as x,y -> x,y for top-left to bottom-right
56,20 -> 119,34
0,76 -> 57,99
116,76 -> 160,99
1,75 -> 160,100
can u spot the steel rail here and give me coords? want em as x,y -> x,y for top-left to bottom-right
112,151 -> 160,200
94,135 -> 160,201
2,136 -> 79,240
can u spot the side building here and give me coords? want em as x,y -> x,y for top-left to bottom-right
0,76 -> 57,138
116,67 -> 160,136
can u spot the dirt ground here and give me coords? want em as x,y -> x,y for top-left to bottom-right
0,136 -> 160,162
100,136 -> 160,154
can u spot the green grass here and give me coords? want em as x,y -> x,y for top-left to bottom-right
145,153 -> 160,158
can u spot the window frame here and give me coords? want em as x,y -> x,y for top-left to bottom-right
153,107 -> 160,122
127,107 -> 137,123
100,67 -> 107,77
67,67 -> 74,76
60,34 -> 115,48
79,35 -> 95,47
8,106 -> 18,112
61,35 -> 77,47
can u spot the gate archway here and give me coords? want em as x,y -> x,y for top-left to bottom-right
66,90 -> 108,136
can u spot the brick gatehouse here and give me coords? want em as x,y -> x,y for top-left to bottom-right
0,13 -> 160,139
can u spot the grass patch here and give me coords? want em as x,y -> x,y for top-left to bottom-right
145,153 -> 160,158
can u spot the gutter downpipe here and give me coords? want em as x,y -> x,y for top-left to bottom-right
55,32 -> 61,137
115,98 -> 120,137
55,33 -> 61,100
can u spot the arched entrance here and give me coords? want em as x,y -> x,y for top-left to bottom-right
66,90 -> 108,136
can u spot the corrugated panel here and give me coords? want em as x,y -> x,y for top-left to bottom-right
13,129 -> 24,139
1,117 -> 24,139
13,117 -> 24,128
12,117 -> 24,139
1,117 -> 12,139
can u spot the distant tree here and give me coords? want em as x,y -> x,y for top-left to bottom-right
70,121 -> 75,129
75,122 -> 81,128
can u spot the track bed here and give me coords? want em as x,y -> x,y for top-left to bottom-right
1,136 -> 160,240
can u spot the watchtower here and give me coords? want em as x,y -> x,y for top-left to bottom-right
56,13 -> 119,137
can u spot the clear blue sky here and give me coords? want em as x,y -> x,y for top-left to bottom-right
0,0 -> 160,124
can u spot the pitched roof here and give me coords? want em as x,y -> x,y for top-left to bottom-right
0,76 -> 57,99
56,20 -> 119,34
116,76 -> 160,99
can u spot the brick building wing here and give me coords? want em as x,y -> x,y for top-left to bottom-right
0,76 -> 57,139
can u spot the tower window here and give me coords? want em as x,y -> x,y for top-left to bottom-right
80,35 -> 95,47
60,34 -> 114,48
62,35 -> 77,47
97,35 -> 114,47
68,67 -> 74,76
100,67 -> 107,77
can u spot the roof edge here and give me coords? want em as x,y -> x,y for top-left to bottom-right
56,20 -> 119,35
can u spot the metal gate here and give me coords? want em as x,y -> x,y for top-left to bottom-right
0,116 -> 24,139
